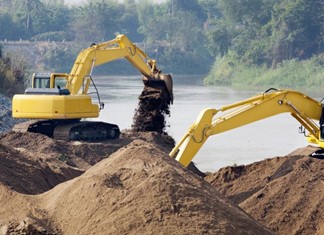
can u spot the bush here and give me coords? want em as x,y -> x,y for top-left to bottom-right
32,31 -> 74,42
204,53 -> 324,91
0,46 -> 26,96
204,52 -> 239,86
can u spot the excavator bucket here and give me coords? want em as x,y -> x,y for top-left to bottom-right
159,74 -> 173,104
142,74 -> 173,104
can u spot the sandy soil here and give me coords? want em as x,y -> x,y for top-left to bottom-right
205,146 -> 324,235
0,131 -> 272,235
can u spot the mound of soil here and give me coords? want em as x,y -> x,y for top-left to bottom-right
205,146 -> 324,235
0,142 -> 82,195
0,131 -> 175,194
0,132 -> 272,235
40,139 -> 271,235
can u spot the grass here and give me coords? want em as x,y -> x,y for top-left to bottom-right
204,54 -> 324,92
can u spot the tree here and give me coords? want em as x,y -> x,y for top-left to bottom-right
138,1 -> 204,50
0,13 -> 25,40
71,1 -> 122,42
205,0 -> 280,65
270,0 -> 324,66
168,0 -> 206,22
137,0 -> 157,43
42,0 -> 64,5
15,0 -> 44,29
205,19 -> 231,56
118,0 -> 143,41
31,5 -> 70,38
198,0 -> 222,19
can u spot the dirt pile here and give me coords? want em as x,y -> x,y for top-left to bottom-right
0,131 -> 131,171
205,146 -> 324,235
0,131 -> 272,235
0,142 -> 82,194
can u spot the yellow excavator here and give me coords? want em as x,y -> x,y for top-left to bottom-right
12,34 -> 173,140
170,88 -> 324,167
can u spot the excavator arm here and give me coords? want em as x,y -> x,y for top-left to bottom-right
169,89 -> 323,167
68,34 -> 172,100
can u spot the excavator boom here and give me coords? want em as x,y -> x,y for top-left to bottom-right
170,89 -> 323,167
67,34 -> 173,100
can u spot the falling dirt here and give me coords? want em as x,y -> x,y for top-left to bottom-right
132,86 -> 170,134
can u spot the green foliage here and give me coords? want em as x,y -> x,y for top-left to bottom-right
0,0 -> 213,75
70,1 -> 124,42
205,19 -> 232,56
205,54 -> 324,90
168,0 -> 206,22
137,0 -> 212,73
119,0 -> 143,42
270,0 -> 324,64
43,45 -> 79,72
32,31 -> 73,42
204,52 -> 239,86
158,47 -> 212,74
0,47 -> 26,96
30,5 -> 71,38
253,57 -> 324,89
0,0 -> 70,40
0,0 -> 323,87
197,0 -> 221,19
137,1 -> 201,49
205,0 -> 324,88
204,0 -> 324,68
137,1 -> 169,44
0,13 -> 25,40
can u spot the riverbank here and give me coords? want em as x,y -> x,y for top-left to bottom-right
204,55 -> 324,93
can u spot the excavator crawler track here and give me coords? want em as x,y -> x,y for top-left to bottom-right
12,120 -> 120,141
53,121 -> 120,141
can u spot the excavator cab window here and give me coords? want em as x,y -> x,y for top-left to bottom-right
54,76 -> 67,89
32,73 -> 68,89
32,73 -> 51,88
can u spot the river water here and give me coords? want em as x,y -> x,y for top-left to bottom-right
92,75 -> 320,172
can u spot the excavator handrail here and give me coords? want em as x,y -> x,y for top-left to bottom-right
170,89 -> 323,167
